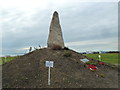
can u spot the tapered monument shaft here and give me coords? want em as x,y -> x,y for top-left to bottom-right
47,11 -> 64,48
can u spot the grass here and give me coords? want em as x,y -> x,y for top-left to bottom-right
0,56 -> 17,65
0,53 -> 119,65
84,53 -> 119,64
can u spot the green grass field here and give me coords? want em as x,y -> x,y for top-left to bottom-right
0,56 -> 17,65
0,53 -> 119,65
84,53 -> 119,64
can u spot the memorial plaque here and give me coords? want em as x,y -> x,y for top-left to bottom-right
45,61 -> 54,67
80,58 -> 89,63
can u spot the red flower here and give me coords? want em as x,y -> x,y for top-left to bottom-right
99,62 -> 105,65
88,64 -> 97,71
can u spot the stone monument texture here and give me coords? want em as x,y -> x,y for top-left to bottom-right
47,11 -> 64,48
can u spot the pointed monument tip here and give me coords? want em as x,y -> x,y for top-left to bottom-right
53,11 -> 58,16
54,11 -> 58,13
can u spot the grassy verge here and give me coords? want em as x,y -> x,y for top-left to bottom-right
84,53 -> 119,64
0,56 -> 17,65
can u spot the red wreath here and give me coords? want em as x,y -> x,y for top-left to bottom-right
88,64 -> 97,71
99,62 -> 105,65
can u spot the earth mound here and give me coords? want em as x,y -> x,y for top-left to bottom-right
2,48 -> 118,88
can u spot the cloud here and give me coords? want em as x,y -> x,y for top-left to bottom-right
65,38 -> 117,47
66,38 -> 118,52
62,2 -> 118,42
1,1 -> 118,56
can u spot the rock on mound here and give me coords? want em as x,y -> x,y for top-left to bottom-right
2,48 -> 118,88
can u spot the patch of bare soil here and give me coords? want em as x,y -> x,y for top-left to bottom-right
2,48 -> 119,88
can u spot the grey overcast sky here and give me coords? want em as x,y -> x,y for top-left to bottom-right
0,0 -> 119,56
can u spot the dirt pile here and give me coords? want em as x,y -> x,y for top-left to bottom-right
2,48 -> 119,88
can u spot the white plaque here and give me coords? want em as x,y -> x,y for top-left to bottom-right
45,61 -> 54,67
80,58 -> 89,63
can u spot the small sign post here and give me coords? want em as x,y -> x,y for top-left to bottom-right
48,66 -> 50,85
45,61 -> 54,85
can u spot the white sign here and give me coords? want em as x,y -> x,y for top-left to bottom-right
45,61 -> 54,67
45,61 -> 54,85
80,58 -> 89,63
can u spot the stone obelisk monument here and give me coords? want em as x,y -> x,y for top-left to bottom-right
47,11 -> 64,48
